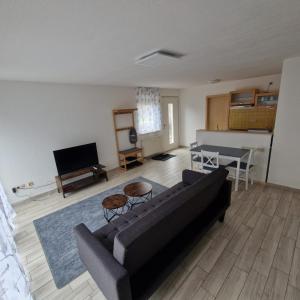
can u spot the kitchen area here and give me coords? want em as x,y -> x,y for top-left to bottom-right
193,87 -> 278,188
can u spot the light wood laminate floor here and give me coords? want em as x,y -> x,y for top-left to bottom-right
13,148 -> 300,300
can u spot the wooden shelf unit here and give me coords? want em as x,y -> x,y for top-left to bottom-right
118,147 -> 144,170
112,108 -> 144,171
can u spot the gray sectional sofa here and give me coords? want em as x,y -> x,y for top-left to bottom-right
74,168 -> 231,300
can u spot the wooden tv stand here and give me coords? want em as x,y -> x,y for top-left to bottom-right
55,164 -> 108,198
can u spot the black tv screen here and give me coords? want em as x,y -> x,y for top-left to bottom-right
53,143 -> 99,175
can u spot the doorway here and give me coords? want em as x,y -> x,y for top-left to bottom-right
161,96 -> 179,151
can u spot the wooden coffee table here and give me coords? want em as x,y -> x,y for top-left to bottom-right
123,182 -> 152,208
102,194 -> 128,222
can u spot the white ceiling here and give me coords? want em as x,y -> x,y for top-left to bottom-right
1,0 -> 300,88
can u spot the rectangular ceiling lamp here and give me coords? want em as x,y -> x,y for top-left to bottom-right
135,50 -> 183,67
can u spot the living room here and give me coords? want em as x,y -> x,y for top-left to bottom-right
1,1 -> 300,300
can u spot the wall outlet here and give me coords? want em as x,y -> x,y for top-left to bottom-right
12,182 -> 34,193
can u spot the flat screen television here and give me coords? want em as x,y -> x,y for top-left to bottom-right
53,143 -> 99,176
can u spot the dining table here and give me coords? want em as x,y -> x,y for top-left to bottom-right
190,144 -> 250,191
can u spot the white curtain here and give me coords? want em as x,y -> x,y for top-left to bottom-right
0,182 -> 32,300
136,87 -> 162,135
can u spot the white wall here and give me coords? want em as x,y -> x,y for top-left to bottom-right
179,74 -> 281,146
269,57 -> 300,189
0,80 -> 178,202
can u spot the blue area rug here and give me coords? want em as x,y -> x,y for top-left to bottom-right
33,177 -> 167,288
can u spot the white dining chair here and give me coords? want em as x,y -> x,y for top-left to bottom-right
190,141 -> 198,150
200,150 -> 220,173
226,148 -> 255,190
190,142 -> 202,170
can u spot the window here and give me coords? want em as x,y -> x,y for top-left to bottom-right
136,87 -> 162,134
168,103 -> 174,144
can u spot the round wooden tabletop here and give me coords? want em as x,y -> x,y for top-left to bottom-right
123,182 -> 152,197
102,194 -> 128,209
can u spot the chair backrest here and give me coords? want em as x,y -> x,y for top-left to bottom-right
246,149 -> 254,171
241,147 -> 255,170
201,150 -> 219,169
190,142 -> 198,150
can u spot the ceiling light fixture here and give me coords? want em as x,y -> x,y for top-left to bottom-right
135,50 -> 185,67
208,79 -> 221,84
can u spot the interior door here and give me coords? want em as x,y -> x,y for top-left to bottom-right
161,96 -> 179,151
206,94 -> 230,130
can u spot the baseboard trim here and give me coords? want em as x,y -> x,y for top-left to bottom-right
265,182 -> 300,192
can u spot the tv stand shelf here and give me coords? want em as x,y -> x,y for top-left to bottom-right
55,164 -> 108,198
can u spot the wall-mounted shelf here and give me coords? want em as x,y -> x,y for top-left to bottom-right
255,92 -> 279,107
230,88 -> 258,107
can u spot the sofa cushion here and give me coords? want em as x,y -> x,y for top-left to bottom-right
93,182 -> 187,252
113,168 -> 228,275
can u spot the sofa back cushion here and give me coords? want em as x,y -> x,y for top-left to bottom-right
113,168 -> 228,274
182,169 -> 206,185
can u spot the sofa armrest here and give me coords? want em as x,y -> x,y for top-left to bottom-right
218,179 -> 232,208
74,223 -> 132,300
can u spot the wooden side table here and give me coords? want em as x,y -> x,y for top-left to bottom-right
124,182 -> 152,208
102,194 -> 128,222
